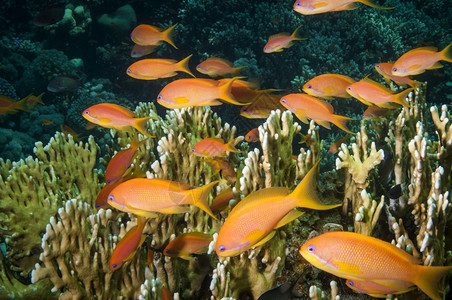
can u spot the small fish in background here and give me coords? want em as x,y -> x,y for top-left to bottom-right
362,105 -> 391,119
346,77 -> 413,108
392,44 -> 452,76
24,92 -> 45,109
328,134 -> 351,155
263,25 -> 307,53
293,0 -> 394,15
257,277 -> 303,300
303,74 -> 356,99
47,75 -> 80,93
196,57 -> 246,77
192,137 -> 242,158
204,157 -> 237,184
60,124 -> 84,142
240,93 -> 286,119
210,188 -> 234,214
374,62 -> 422,88
130,44 -> 156,58
131,24 -> 178,48
41,119 -> 53,126
126,55 -> 195,80
345,278 -> 415,298
82,103 -> 156,137
110,216 -> 147,270
245,128 -> 260,142
299,231 -> 452,300
33,3 -> 65,27
163,232 -> 212,260
280,93 -> 354,134
0,94 -> 32,115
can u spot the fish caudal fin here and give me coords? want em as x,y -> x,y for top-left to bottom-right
393,88 -> 414,107
291,25 -> 307,41
218,77 -> 249,105
331,115 -> 355,135
189,180 -> 219,220
163,23 -> 178,49
414,265 -> 452,300
359,0 -> 395,10
225,138 -> 243,154
177,54 -> 196,77
440,43 -> 452,63
291,160 -> 342,210
133,116 -> 156,138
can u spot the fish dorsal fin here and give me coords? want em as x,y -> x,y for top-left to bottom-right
361,76 -> 388,90
252,230 -> 276,248
269,32 -> 291,40
411,46 -> 438,52
274,209 -> 305,229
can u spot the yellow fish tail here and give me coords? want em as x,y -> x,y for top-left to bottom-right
440,43 -> 452,63
225,138 -> 243,154
177,54 -> 196,78
358,0 -> 395,10
189,180 -> 219,220
133,116 -> 156,138
290,160 -> 342,210
291,24 -> 307,41
162,23 -> 178,49
218,76 -> 249,105
331,114 -> 355,135
413,265 -> 452,300
393,88 -> 414,108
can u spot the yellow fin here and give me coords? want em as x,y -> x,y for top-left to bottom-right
252,231 -> 276,248
274,209 -> 304,229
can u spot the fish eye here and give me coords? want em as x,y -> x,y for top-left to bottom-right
132,52 -> 136,55
218,245 -> 226,252
95,203 -> 100,208
376,64 -> 380,68
307,245 -> 315,252
127,69 -> 132,73
347,86 -> 352,90
129,33 -> 132,37
106,180 -> 111,184
108,195 -> 114,201
296,1 -> 302,6
393,67 -> 397,72
307,84 -> 312,89
281,98 -> 286,103
84,110 -> 89,114
164,249 -> 169,253
112,263 -> 117,268
157,94 -> 162,100
348,280 -> 354,286
243,107 -> 247,111
191,148 -> 195,152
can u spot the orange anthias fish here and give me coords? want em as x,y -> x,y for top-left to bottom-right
293,0 -> 394,15
130,24 -> 178,48
24,92 -> 45,109
374,62 -> 422,88
263,25 -> 306,53
130,44 -> 157,58
328,134 -> 351,155
126,55 -> 195,80
245,128 -> 260,142
205,157 -> 237,184
216,160 -> 341,257
107,178 -> 219,220
163,232 -> 213,260
392,44 -> 452,76
0,94 -> 32,115
41,119 -> 53,126
362,105 -> 391,119
303,74 -> 356,99
210,187 -> 234,214
280,93 -> 354,134
110,216 -> 147,270
157,77 -> 245,109
105,134 -> 148,184
346,278 -> 415,298
192,137 -> 241,158
346,77 -> 413,108
299,231 -> 452,300
196,57 -> 246,77
61,125 -> 84,142
240,93 -> 285,119
82,103 -> 156,137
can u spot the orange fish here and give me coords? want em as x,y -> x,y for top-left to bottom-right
205,157 -> 237,184
374,62 -> 422,88
41,119 -> 53,126
110,216 -> 147,270
245,128 -> 260,142
108,178 -> 219,220
105,134 -> 148,184
192,137 -> 241,158
346,77 -> 413,108
196,57 -> 246,77
362,105 -> 391,119
280,93 -> 354,134
293,0 -> 394,15
328,134 -> 351,155
216,160 -> 341,257
146,249 -> 154,271
61,124 -> 84,142
130,44 -> 156,58
82,103 -> 156,137
0,94 -> 32,114
157,77 -> 245,109
299,231 -> 452,300
346,278 -> 415,298
130,24 -> 178,48
163,232 -> 213,260
240,93 -> 285,119
392,44 -> 452,76
263,25 -> 306,53
303,74 -> 356,99
210,188 -> 234,214
126,55 -> 195,80
25,92 -> 45,109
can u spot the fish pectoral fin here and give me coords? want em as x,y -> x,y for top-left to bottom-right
252,231 -> 276,248
124,203 -> 160,218
159,206 -> 191,214
294,113 -> 309,124
275,209 -> 305,229
427,62 -> 444,70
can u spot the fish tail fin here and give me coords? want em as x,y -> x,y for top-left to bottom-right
225,138 -> 243,154
163,23 -> 178,49
440,43 -> 452,63
233,65 -> 247,75
189,181 -> 219,220
133,117 -> 156,138
130,132 -> 149,149
218,76 -> 248,105
291,25 -> 307,41
36,92 -> 45,105
177,54 -> 195,77
359,0 -> 395,9
291,160 -> 342,210
414,265 -> 452,300
393,88 -> 414,107
331,114 -> 355,135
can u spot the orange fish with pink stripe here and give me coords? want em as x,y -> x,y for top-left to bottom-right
196,57 -> 246,77
299,231 -> 452,300
374,62 -> 422,88
303,74 -> 355,99
126,55 -> 194,80
131,24 -> 178,48
263,25 -> 306,53
293,0 -> 394,15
